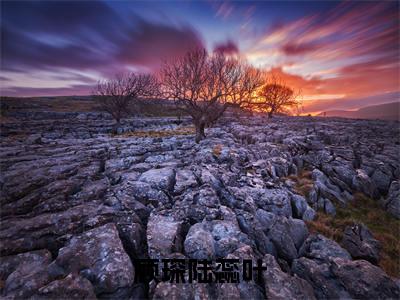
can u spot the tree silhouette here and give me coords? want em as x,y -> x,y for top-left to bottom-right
160,48 -> 262,142
256,75 -> 300,118
94,73 -> 158,133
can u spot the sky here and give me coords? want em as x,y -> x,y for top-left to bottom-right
1,0 -> 399,114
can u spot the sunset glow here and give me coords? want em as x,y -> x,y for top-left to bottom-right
1,0 -> 399,113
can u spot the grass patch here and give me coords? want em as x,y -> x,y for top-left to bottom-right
287,169 -> 314,197
114,126 -> 195,138
306,193 -> 400,277
212,144 -> 223,157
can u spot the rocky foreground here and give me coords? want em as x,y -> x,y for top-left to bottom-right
0,112 -> 399,299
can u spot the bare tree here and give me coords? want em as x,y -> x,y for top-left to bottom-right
94,73 -> 158,133
160,48 -> 263,142
256,74 -> 300,118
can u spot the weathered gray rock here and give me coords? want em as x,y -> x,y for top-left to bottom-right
126,181 -> 170,206
263,254 -> 316,300
324,198 -> 336,216
152,281 -> 212,299
313,169 -> 352,205
352,169 -> 378,198
331,258 -> 400,299
0,203 -> 119,256
1,250 -> 53,298
174,169 -> 198,194
152,282 -> 195,299
258,189 -> 292,217
268,217 -> 308,261
342,223 -> 381,264
184,223 -> 215,260
371,168 -> 392,195
139,167 -> 176,192
36,273 -> 96,299
302,206 -> 316,221
55,223 -> 134,294
0,249 -> 52,282
292,257 -> 352,299
210,220 -> 245,258
299,234 -> 351,262
237,211 -> 277,257
382,180 -> 400,219
290,194 -> 308,219
197,185 -> 220,208
1,113 -> 399,299
147,214 -> 183,259
255,209 -> 276,231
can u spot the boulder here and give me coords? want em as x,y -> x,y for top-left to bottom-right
0,249 -> 52,281
152,282 -> 195,299
258,189 -> 292,217
36,273 -> 96,299
331,258 -> 400,299
138,167 -> 176,192
174,169 -> 198,194
237,211 -> 277,257
371,168 -> 391,195
254,209 -> 276,231
217,283 -> 241,299
290,194 -> 308,219
204,211 -> 251,258
116,216 -> 145,258
0,203 -> 119,256
125,181 -> 170,206
382,180 -> 400,219
341,223 -> 381,264
184,223 -> 215,260
55,223 -> 134,294
147,214 -> 183,259
263,254 -> 316,300
324,198 -> 336,216
210,220 -> 244,258
268,217 -> 308,261
352,169 -> 378,198
292,257 -> 352,299
196,185 -> 220,208
302,206 -> 316,221
152,281 -> 212,299
2,250 -> 53,298
299,234 -> 351,262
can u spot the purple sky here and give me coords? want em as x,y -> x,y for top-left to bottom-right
1,0 -> 399,113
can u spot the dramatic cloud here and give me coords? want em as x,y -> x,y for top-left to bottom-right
117,19 -> 203,70
244,1 -> 399,113
1,0 -> 399,113
1,84 -> 94,98
1,0 -> 203,95
213,40 -> 239,55
213,1 -> 235,20
281,42 -> 318,56
302,92 -> 400,114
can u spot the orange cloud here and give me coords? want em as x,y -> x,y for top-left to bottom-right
244,1 -> 399,112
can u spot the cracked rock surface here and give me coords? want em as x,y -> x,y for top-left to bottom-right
1,113 -> 399,299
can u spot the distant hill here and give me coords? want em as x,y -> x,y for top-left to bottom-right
318,102 -> 400,121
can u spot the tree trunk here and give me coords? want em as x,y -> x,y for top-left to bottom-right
195,121 -> 206,143
268,111 -> 273,118
112,119 -> 121,135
